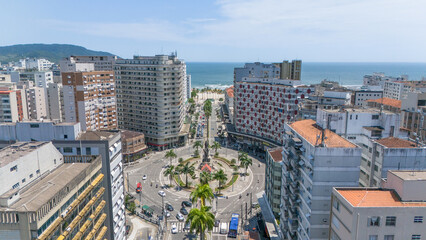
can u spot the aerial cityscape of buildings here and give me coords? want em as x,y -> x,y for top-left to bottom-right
0,52 -> 425,240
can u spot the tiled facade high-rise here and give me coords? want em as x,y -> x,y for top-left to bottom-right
280,119 -> 361,240
114,54 -> 188,150
62,71 -> 117,131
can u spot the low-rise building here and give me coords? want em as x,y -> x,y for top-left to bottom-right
352,90 -> 383,107
366,97 -> 401,113
264,147 -> 283,218
121,130 -> 147,162
330,170 -> 426,240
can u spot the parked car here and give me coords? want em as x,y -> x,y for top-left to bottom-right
180,207 -> 188,215
184,220 -> 191,231
158,191 -> 166,197
164,210 -> 171,218
171,224 -> 178,234
176,213 -> 184,221
214,220 -> 220,227
182,201 -> 192,207
125,225 -> 130,235
166,203 -> 174,211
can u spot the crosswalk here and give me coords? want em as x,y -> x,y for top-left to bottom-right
168,221 -> 228,233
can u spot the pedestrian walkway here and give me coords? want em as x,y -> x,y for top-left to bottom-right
167,220 -> 228,233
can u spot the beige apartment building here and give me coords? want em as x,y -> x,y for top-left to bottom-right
330,170 -> 426,240
62,71 -> 117,131
114,54 -> 188,150
26,87 -> 48,120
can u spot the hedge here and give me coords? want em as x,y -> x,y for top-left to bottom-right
217,174 -> 239,191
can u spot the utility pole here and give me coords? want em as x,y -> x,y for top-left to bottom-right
126,172 -> 129,193
245,202 -> 248,221
249,192 -> 252,216
240,204 -> 243,234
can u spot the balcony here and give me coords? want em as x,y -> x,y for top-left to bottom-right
287,219 -> 298,234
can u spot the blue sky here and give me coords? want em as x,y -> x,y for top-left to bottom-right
1,0 -> 425,62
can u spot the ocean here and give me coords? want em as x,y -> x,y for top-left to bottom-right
186,62 -> 426,89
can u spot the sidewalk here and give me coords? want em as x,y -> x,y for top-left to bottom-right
127,213 -> 158,240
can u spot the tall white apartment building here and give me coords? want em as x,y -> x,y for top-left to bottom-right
383,81 -> 411,100
114,54 -> 188,150
24,58 -> 54,71
60,56 -> 117,71
46,83 -> 64,121
280,119 -> 361,240
26,87 -> 48,120
19,71 -> 53,88
358,137 -> 426,187
331,170 -> 426,240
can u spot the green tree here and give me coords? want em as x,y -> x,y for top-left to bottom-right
188,98 -> 195,104
193,141 -> 203,151
165,149 -> 177,166
213,169 -> 228,194
194,149 -> 200,158
128,201 -> 136,214
200,171 -> 212,185
177,162 -> 195,188
190,184 -> 214,207
211,141 -> 221,155
239,153 -> 253,175
178,157 -> 184,163
186,206 -> 215,240
191,90 -> 198,99
163,165 -> 176,186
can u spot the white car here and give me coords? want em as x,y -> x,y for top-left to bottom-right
142,175 -> 147,180
158,190 -> 166,197
176,213 -> 184,221
165,210 -> 171,218
171,224 -> 178,234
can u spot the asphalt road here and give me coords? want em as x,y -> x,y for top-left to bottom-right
124,102 -> 266,239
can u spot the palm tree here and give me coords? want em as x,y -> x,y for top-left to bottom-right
186,206 -> 215,240
177,162 -> 195,188
193,141 -> 203,151
163,165 -> 176,186
200,172 -> 212,185
190,184 -> 214,207
211,141 -> 221,155
238,151 -> 248,165
239,154 -> 253,176
165,149 -> 177,166
213,169 -> 228,194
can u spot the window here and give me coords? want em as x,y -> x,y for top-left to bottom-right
63,147 -> 73,153
333,199 -> 340,212
10,165 -> 18,172
30,124 -> 39,128
414,216 -> 423,223
386,216 -> 396,226
22,178 -> 26,183
86,147 -> 91,155
412,235 -> 421,240
368,217 -> 380,226
36,170 -> 40,174
374,165 -> 379,172
369,235 -> 378,240
64,134 -> 68,139
77,147 -> 81,155
384,236 -> 394,240
372,115 -> 379,119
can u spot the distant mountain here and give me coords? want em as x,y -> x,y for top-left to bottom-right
0,44 -> 116,63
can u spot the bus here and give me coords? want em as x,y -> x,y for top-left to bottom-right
136,182 -> 142,193
228,213 -> 239,238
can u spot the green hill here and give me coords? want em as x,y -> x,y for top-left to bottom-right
0,44 -> 116,63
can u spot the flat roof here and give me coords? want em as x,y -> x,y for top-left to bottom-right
289,119 -> 357,148
336,188 -> 426,207
389,171 -> 426,181
375,137 -> 419,148
3,162 -> 91,212
77,131 -> 118,141
0,142 -> 49,168
120,130 -> 144,139
268,147 -> 283,162
321,108 -> 394,114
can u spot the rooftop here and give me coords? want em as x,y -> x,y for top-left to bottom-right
0,142 -> 49,168
289,119 -> 357,148
322,107 -> 394,114
268,147 -> 283,162
367,97 -> 401,109
2,162 -> 91,212
336,188 -> 426,207
225,86 -> 234,98
389,170 -> 426,181
77,131 -> 118,141
375,137 -> 419,148
120,130 -> 144,139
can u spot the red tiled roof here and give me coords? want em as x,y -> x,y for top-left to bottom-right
337,189 -> 426,207
375,137 -> 419,148
289,119 -> 357,148
226,86 -> 234,98
268,148 -> 282,162
201,163 -> 212,172
367,97 -> 401,109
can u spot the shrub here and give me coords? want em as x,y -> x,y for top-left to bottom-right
231,159 -> 236,164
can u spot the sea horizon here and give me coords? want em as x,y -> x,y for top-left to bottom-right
186,62 -> 426,89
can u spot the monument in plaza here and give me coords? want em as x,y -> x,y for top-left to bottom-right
202,141 -> 210,162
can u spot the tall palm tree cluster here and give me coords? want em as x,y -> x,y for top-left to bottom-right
187,184 -> 215,240
238,151 -> 252,175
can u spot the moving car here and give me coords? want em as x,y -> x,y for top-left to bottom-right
214,220 -> 220,227
171,224 -> 178,234
220,222 -> 227,234
184,220 -> 191,231
182,201 -> 192,207
180,207 -> 188,215
136,182 -> 142,193
142,175 -> 147,180
126,225 -> 130,235
176,213 -> 184,221
166,203 -> 174,211
158,191 -> 166,197
164,210 -> 171,218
